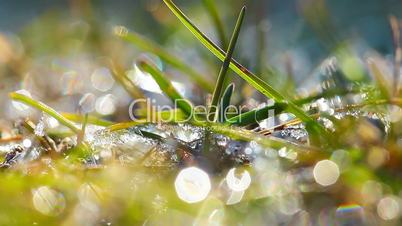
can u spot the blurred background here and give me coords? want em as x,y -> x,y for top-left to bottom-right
1,0 -> 402,122
2,1 -> 402,225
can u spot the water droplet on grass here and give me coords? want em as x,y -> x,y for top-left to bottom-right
22,139 -> 32,148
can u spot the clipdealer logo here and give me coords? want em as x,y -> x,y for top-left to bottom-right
128,98 -> 277,125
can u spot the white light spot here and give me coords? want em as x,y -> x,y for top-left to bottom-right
128,64 -> 185,95
95,94 -> 116,115
174,167 -> 211,203
12,89 -> 31,111
317,98 -> 330,112
226,168 -> 251,192
32,186 -> 65,216
79,93 -> 96,114
128,65 -> 162,93
23,139 -> 32,148
313,160 -> 340,186
377,196 -> 400,220
91,67 -> 115,92
279,113 -> 290,122
172,81 -> 186,97
244,147 -> 252,155
278,147 -> 287,157
46,116 -> 60,129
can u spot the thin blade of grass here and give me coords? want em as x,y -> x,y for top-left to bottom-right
202,0 -> 227,48
117,30 -> 214,92
23,119 -> 57,153
107,120 -> 148,132
227,102 -> 288,126
193,121 -> 325,164
367,59 -> 391,100
138,60 -> 193,116
134,109 -> 187,122
227,88 -> 355,126
208,6 -> 245,122
77,113 -> 89,144
61,112 -> 114,127
9,92 -> 81,134
219,83 -> 235,123
389,15 -> 401,96
162,0 -> 326,134
107,59 -> 144,99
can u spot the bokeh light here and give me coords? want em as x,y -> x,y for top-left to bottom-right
174,167 -> 211,203
313,160 -> 340,186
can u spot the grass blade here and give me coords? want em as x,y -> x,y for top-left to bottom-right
107,59 -> 144,99
227,102 -> 288,126
107,120 -> 148,132
162,0 -> 326,134
77,113 -> 89,144
9,92 -> 81,134
389,15 -> 401,96
367,59 -> 391,100
138,60 -> 193,116
219,83 -> 235,123
117,30 -> 214,92
134,109 -> 188,122
208,6 -> 245,122
202,0 -> 227,48
61,112 -> 114,127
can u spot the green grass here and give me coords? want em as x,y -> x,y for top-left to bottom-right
9,92 -> 81,134
218,83 -> 235,123
118,30 -> 214,92
138,60 -> 194,117
108,59 -> 145,99
162,0 -> 327,135
208,6 -> 245,122
4,1 -> 402,225
61,112 -> 114,127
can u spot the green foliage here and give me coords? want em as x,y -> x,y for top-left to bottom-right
162,0 -> 327,135
119,30 -> 214,92
138,60 -> 194,117
9,92 -> 81,134
208,6 -> 245,122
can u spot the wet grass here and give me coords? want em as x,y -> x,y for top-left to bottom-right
3,0 -> 402,225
